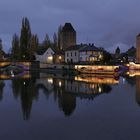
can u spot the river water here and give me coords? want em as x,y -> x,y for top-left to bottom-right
0,72 -> 139,140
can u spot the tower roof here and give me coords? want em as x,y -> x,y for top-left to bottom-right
137,33 -> 140,37
62,23 -> 76,32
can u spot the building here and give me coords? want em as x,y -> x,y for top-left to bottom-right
0,50 -> 5,60
35,47 -> 55,64
65,45 -> 81,63
136,34 -> 140,63
64,44 -> 103,64
79,44 -> 103,63
54,51 -> 65,64
60,23 -> 76,50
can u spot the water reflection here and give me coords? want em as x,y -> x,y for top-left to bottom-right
12,78 -> 39,120
0,80 -> 5,101
136,76 -> 140,105
123,73 -> 140,106
0,73 -> 121,120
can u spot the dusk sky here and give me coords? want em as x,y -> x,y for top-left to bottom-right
0,0 -> 140,52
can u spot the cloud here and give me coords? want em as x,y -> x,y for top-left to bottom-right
0,0 -> 140,52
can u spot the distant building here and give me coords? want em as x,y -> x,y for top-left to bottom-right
65,45 -> 82,63
64,44 -> 103,64
35,47 -> 55,64
60,23 -> 76,50
54,51 -> 65,64
79,44 -> 103,63
136,34 -> 140,63
126,46 -> 136,62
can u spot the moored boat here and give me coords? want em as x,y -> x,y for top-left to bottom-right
75,65 -> 120,75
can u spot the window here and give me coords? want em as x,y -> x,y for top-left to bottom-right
67,52 -> 69,57
75,52 -> 77,56
71,52 -> 72,57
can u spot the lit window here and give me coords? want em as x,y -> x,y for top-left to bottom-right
59,56 -> 62,60
48,56 -> 53,60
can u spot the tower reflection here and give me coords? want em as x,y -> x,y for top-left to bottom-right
0,80 -> 5,101
9,73 -> 119,120
136,76 -> 140,105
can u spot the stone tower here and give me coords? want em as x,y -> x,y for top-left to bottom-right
136,34 -> 140,63
60,23 -> 76,50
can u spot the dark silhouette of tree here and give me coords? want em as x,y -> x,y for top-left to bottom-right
11,34 -> 20,60
58,92 -> 76,117
126,46 -> 136,57
102,51 -> 112,64
57,25 -> 62,50
43,33 -> 51,48
20,17 -> 32,60
12,78 -> 39,120
0,39 -> 3,51
0,81 -> 5,101
28,34 -> 39,60
0,39 -> 5,60
53,32 -> 57,49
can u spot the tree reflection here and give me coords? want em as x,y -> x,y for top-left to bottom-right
12,78 -> 39,120
58,91 -> 76,117
52,77 -> 112,116
0,80 -> 5,101
10,74 -> 114,119
52,78 -> 76,116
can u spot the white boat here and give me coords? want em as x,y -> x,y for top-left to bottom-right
75,65 -> 120,75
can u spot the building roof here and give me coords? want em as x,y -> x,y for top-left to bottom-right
65,44 -> 87,51
55,50 -> 65,55
62,23 -> 76,32
65,44 -> 103,52
65,45 -> 81,51
36,46 -> 56,55
80,44 -> 100,52
137,33 -> 140,37
0,50 -> 6,55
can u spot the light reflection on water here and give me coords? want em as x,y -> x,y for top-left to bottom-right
0,73 -> 140,140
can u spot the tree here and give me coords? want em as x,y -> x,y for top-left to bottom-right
0,39 -> 5,60
102,51 -> 112,63
0,39 -> 3,51
57,25 -> 62,50
28,34 -> 39,60
53,32 -> 57,48
43,33 -> 51,48
20,17 -> 32,60
11,34 -> 20,60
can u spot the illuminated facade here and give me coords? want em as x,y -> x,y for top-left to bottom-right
136,34 -> 140,63
65,45 -> 81,63
64,44 -> 103,64
79,44 -> 103,63
35,47 -> 55,64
